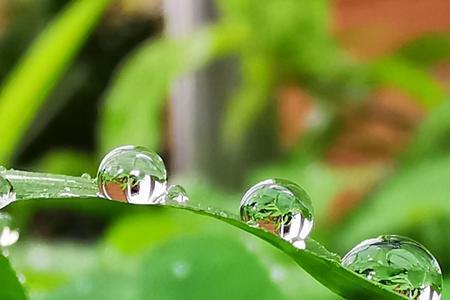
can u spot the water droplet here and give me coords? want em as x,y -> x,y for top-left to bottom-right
218,211 -> 228,218
172,261 -> 189,279
17,273 -> 26,284
81,173 -> 92,180
0,176 -> 15,209
0,213 -> 19,248
270,266 -> 286,282
166,185 -> 189,205
240,179 -> 314,248
97,146 -> 167,205
342,235 -> 443,300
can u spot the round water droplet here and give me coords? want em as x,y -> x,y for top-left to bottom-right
0,213 -> 19,248
17,273 -> 26,284
218,211 -> 228,218
342,235 -> 443,300
97,146 -> 167,204
81,173 -> 92,180
166,185 -> 189,205
240,179 -> 314,247
0,176 -> 15,209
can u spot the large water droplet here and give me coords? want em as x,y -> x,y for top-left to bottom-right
0,176 -> 15,209
97,146 -> 167,204
342,235 -> 443,300
240,179 -> 314,248
0,213 -> 19,248
166,185 -> 189,205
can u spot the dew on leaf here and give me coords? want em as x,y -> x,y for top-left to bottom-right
166,185 -> 189,205
81,173 -> 92,180
341,235 -> 443,300
0,175 -> 16,209
240,178 -> 314,248
17,273 -> 26,284
97,145 -> 167,204
172,261 -> 190,279
0,213 -> 19,249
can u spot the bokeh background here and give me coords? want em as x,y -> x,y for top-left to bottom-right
1,0 -> 450,299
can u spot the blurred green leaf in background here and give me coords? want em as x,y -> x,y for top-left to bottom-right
1,0 -> 450,299
0,0 -> 112,164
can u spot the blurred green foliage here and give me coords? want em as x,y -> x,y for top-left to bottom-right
0,0 -> 450,299
0,0 -> 112,163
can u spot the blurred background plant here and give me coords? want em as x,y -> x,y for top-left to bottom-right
1,0 -> 450,299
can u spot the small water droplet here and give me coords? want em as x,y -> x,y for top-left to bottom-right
342,235 -> 443,300
17,273 -> 26,284
0,213 -> 19,248
0,176 -> 15,209
270,266 -> 286,282
97,146 -> 167,205
218,211 -> 228,218
166,185 -> 189,205
172,261 -> 189,279
81,173 -> 92,180
240,179 -> 314,249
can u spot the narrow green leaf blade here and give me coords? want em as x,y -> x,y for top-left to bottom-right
0,255 -> 27,299
0,0 -> 112,163
2,169 -> 407,300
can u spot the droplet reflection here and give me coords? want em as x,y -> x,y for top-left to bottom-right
166,185 -> 189,205
342,235 -> 443,300
240,179 -> 314,249
0,213 -> 19,249
97,146 -> 167,204
0,176 -> 15,209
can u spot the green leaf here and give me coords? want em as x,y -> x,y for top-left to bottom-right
334,156 -> 450,253
46,271 -> 139,300
46,234 -> 286,300
104,211 -> 203,255
402,99 -> 450,163
0,255 -> 27,299
370,57 -> 444,109
30,150 -> 96,176
99,24 -> 246,153
138,235 -> 285,299
222,53 -> 274,147
2,169 -> 408,300
10,241 -> 100,295
396,34 -> 450,67
0,0 -> 112,164
444,277 -> 450,299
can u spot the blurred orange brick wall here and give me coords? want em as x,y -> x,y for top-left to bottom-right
334,0 -> 450,58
